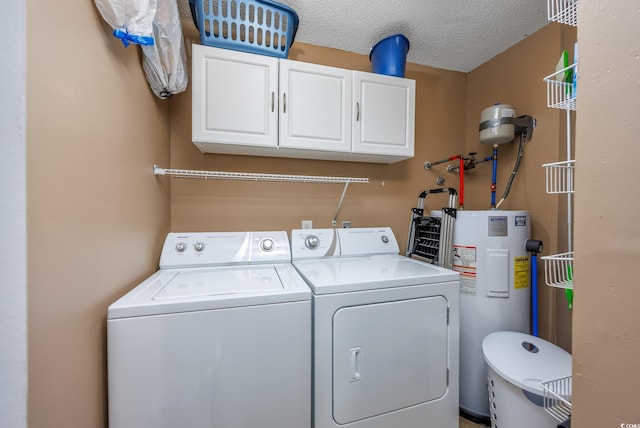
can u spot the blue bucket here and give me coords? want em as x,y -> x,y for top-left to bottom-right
369,34 -> 410,78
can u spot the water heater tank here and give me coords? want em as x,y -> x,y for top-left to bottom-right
448,210 -> 531,420
479,103 -> 516,145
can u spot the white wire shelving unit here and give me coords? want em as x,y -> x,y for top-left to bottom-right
540,1 -> 576,422
153,165 -> 369,184
153,165 -> 370,226
541,0 -> 577,291
540,118 -> 576,290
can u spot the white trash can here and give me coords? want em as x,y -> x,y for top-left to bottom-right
482,331 -> 571,428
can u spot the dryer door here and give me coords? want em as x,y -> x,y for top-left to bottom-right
332,296 -> 449,424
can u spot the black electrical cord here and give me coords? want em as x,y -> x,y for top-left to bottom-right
496,132 -> 526,208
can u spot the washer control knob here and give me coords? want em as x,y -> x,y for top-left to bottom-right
305,235 -> 320,249
260,238 -> 275,252
194,241 -> 205,252
381,235 -> 389,244
175,242 -> 187,252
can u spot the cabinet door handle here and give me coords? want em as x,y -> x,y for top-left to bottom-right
283,93 -> 287,114
271,91 -> 275,112
356,102 -> 360,122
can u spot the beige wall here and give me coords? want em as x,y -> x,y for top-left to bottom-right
26,0 -> 171,427
467,23 -> 575,349
572,1 -> 640,425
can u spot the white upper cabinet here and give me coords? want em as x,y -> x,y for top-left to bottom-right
191,44 -> 415,163
278,59 -> 352,154
192,45 -> 279,154
352,71 -> 415,159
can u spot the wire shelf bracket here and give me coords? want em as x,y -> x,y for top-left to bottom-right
153,164 -> 370,227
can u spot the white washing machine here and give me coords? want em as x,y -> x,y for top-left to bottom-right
107,231 -> 311,428
291,227 -> 460,428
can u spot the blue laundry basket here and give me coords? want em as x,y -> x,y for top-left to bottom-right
191,0 -> 299,58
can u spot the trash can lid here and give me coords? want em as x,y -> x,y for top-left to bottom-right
482,331 -> 572,395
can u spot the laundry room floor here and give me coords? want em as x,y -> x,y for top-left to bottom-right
459,416 -> 490,427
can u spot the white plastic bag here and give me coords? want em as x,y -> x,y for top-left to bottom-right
94,0 -> 157,47
140,0 -> 188,98
94,0 -> 188,98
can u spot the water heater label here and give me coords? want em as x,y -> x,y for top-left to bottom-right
514,256 -> 530,289
452,245 -> 477,295
488,216 -> 508,236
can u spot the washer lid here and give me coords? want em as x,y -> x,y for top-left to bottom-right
108,263 -> 311,319
154,266 -> 282,299
482,331 -> 572,395
292,254 -> 458,294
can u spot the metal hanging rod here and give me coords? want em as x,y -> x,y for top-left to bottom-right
153,164 -> 369,184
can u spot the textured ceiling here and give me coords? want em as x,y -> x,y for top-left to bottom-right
178,0 -> 549,73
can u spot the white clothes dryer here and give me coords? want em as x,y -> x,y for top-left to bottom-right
107,231 -> 311,428
291,227 -> 460,428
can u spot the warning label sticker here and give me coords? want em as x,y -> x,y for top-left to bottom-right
514,256 -> 529,289
452,245 -> 477,295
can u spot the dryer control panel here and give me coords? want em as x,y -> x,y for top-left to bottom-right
337,227 -> 399,256
159,231 -> 291,268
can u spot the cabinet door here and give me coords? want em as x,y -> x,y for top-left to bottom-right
192,45 -> 279,149
279,60 -> 352,153
352,71 -> 415,158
